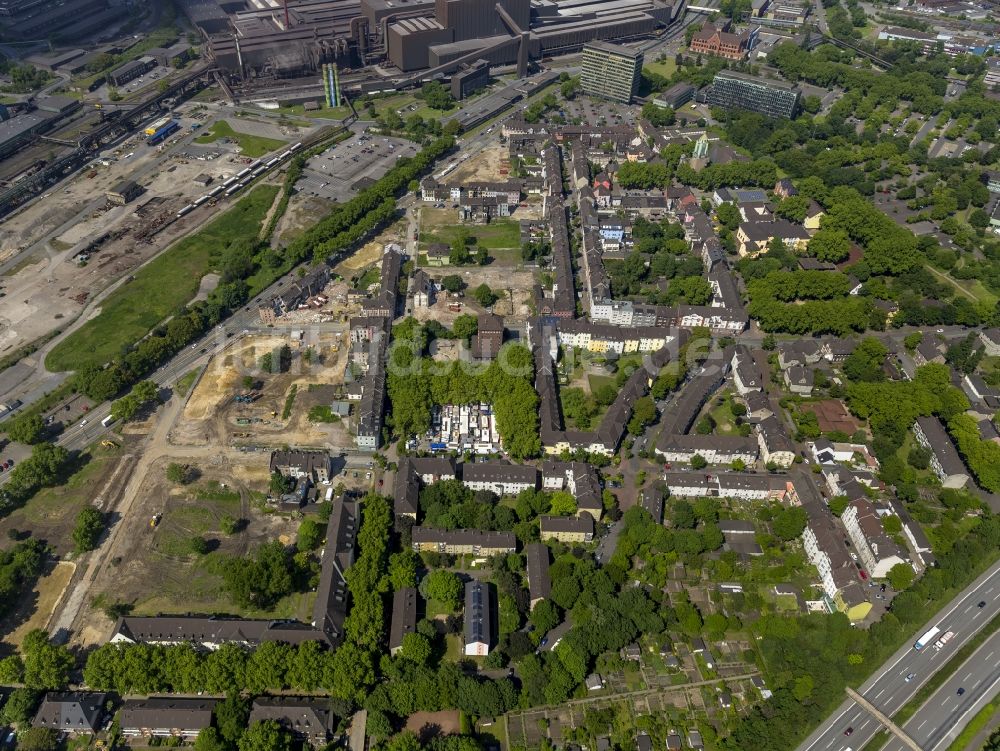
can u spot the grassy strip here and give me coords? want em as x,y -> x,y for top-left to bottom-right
860,730 -> 889,751
894,613 -> 1000,726
46,185 -> 279,372
282,384 -> 297,420
194,120 -> 286,158
174,369 -> 201,397
945,696 -> 1000,751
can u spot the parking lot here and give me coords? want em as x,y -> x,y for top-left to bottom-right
297,134 -> 418,202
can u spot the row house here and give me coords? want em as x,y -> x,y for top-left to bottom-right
540,514 -> 595,543
654,434 -> 759,465
120,699 -> 216,741
841,498 -> 910,579
912,416 -> 970,489
540,460 -> 604,519
462,462 -> 538,495
756,415 -> 796,468
661,471 -> 788,500
411,527 -> 517,555
735,219 -> 811,257
731,346 -> 763,395
801,516 -> 871,622
556,318 -> 675,353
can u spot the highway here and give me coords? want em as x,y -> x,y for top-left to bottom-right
883,629 -> 1000,751
797,562 -> 1000,751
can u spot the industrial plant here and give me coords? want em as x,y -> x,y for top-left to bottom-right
178,0 -> 684,95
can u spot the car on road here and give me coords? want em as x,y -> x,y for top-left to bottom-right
978,600 -> 987,608
957,687 -> 965,696
844,727 -> 853,736
905,673 -> 915,682
79,419 -> 88,427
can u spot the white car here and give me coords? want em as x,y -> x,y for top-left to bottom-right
79,419 -> 88,427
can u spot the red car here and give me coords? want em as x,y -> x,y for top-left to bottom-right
859,570 -> 868,581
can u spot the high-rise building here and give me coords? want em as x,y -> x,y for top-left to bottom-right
707,70 -> 800,119
580,41 -> 644,104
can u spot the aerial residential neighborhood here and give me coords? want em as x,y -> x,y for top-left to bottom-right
0,0 -> 999,750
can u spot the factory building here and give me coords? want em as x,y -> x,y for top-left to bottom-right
435,0 -> 529,41
388,16 -> 454,70
109,57 -> 156,87
581,40 -> 643,103
707,70 -> 800,119
0,0 -> 123,38
451,59 -> 490,99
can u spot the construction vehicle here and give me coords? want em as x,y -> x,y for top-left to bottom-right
101,440 -> 118,449
150,513 -> 162,528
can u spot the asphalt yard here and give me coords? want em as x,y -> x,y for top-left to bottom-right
297,134 -> 418,202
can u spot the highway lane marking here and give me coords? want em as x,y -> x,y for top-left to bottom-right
964,672 -> 972,681
988,652 -> 995,661
918,720 -> 927,730
875,689 -> 885,698
825,738 -> 835,749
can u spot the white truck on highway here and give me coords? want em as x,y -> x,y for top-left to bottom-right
914,626 -> 941,650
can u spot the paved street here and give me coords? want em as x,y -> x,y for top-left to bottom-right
797,563 -> 1000,751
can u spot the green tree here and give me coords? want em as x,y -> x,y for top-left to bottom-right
21,630 -> 73,690
423,569 -> 462,609
440,275 -> 465,293
399,632 -> 432,665
808,228 -> 852,263
549,491 -> 577,515
772,507 -> 808,541
194,727 -> 228,751
166,462 -> 189,484
7,414 -> 44,444
15,727 -> 59,751
0,654 -> 24,683
388,551 -> 418,589
296,517 -> 324,551
238,720 -> 292,751
72,507 -> 104,553
215,694 -> 250,746
903,332 -> 923,352
627,397 -> 657,435
887,563 -> 915,590
828,496 -> 849,516
690,454 -> 707,470
716,202 -> 741,231
473,284 -> 498,308
0,688 -> 39,725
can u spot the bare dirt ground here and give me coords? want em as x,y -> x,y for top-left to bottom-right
335,219 -> 409,278
448,146 -> 507,184
0,135 -> 278,358
175,333 -> 354,449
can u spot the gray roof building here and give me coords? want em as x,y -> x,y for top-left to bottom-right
33,692 -> 108,733
248,698 -> 335,746
389,587 -> 419,655
312,498 -> 359,644
120,698 -> 217,740
525,542 -> 552,607
464,580 -> 494,655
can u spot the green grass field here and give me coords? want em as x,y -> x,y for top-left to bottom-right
644,59 -> 678,79
195,120 -> 287,158
420,209 -> 520,250
46,185 -> 279,372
